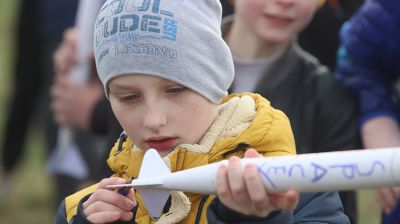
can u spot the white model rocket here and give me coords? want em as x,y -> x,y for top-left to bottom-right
108,148 -> 400,219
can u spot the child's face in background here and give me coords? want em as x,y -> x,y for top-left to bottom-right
234,0 -> 317,44
108,74 -> 219,157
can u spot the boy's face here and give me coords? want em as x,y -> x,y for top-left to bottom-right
108,74 -> 219,157
234,0 -> 317,44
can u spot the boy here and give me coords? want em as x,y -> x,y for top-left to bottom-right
54,0 -> 348,223
223,0 -> 359,222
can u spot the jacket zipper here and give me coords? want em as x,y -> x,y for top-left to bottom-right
195,195 -> 209,224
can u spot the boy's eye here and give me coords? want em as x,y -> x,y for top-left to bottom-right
119,94 -> 140,102
166,86 -> 187,94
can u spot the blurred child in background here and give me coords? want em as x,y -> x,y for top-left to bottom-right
223,0 -> 359,222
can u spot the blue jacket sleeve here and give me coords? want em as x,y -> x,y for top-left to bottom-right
335,0 -> 400,127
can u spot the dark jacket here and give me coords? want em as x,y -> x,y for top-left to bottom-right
208,192 -> 348,224
90,97 -> 123,179
37,0 -> 79,40
298,0 -> 364,70
54,192 -> 349,224
247,43 -> 359,223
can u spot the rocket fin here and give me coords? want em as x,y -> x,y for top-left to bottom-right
138,148 -> 171,179
137,149 -> 171,220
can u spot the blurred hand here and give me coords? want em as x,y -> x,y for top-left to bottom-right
54,28 -> 79,75
51,27 -> 102,130
83,177 -> 137,223
50,74 -> 103,130
54,28 -> 96,75
216,149 -> 299,217
375,187 -> 400,214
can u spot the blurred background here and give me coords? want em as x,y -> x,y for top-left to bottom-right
0,0 -> 384,223
0,1 -> 55,223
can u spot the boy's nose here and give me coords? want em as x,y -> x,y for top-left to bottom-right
276,0 -> 294,6
142,106 -> 167,130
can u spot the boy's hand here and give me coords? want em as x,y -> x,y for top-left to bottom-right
82,177 -> 137,223
216,149 -> 299,218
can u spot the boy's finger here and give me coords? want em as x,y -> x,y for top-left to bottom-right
244,149 -> 262,158
126,189 -> 136,204
84,200 -> 128,217
120,211 -> 134,222
285,190 -> 300,210
270,190 -> 299,211
83,178 -> 135,211
244,163 -> 271,214
227,157 -> 251,207
91,189 -> 135,211
98,177 -> 127,189
87,211 -> 121,224
216,164 -> 236,209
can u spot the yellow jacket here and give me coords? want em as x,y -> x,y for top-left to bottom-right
65,93 -> 296,223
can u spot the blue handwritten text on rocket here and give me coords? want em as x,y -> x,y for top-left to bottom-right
257,160 -> 386,190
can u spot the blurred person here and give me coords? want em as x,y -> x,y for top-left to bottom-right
220,0 -> 364,70
54,0 -> 350,223
43,1 -> 116,206
0,0 -> 109,206
51,28 -> 122,180
223,0 -> 359,222
335,0 -> 400,223
0,0 -> 79,196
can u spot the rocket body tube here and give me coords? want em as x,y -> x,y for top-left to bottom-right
132,148 -> 400,194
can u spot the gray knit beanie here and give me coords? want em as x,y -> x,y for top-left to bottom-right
94,0 -> 234,103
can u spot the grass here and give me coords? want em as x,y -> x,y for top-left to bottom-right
0,1 -> 382,224
0,0 -> 17,151
358,190 -> 381,223
0,131 -> 54,224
